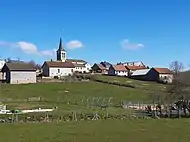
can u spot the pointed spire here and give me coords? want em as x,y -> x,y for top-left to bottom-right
58,38 -> 66,51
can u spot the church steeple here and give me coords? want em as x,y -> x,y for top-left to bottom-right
58,38 -> 66,51
57,38 -> 66,62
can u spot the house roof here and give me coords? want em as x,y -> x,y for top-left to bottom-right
112,65 -> 127,71
100,61 -> 112,68
125,66 -> 147,70
153,68 -> 172,74
2,63 -> 36,72
67,59 -> 86,63
96,64 -> 107,70
131,69 -> 151,76
44,61 -> 75,68
72,63 -> 86,67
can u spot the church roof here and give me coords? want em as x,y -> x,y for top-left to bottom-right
66,59 -> 86,63
57,38 -> 66,52
43,61 -> 74,68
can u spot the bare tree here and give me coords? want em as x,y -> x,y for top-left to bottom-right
167,61 -> 190,117
28,60 -> 41,70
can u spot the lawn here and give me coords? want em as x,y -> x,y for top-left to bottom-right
1,119 -> 190,142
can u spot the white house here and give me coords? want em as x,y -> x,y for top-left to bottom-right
118,61 -> 145,67
42,61 -> 75,77
42,38 -> 90,77
1,63 -> 36,84
66,59 -> 91,73
151,68 -> 173,83
108,65 -> 128,76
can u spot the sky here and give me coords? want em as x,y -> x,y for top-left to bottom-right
0,0 -> 190,68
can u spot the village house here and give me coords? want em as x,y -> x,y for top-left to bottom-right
91,63 -> 108,74
151,68 -> 173,83
131,67 -> 173,83
117,61 -> 146,67
1,62 -> 36,84
67,59 -> 91,73
100,61 -> 112,70
42,38 -> 90,78
108,65 -> 128,76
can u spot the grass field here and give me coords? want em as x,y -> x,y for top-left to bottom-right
0,78 -> 188,142
1,119 -> 190,142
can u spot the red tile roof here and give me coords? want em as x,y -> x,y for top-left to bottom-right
153,68 -> 172,74
44,61 -> 75,68
112,65 -> 127,71
125,66 -> 147,70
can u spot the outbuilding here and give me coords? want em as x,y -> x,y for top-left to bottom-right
1,63 -> 36,84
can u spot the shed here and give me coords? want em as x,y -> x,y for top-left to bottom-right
1,63 -> 36,84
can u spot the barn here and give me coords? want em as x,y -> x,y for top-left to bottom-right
1,63 -> 36,84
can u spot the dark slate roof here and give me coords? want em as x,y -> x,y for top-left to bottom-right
72,63 -> 86,67
43,61 -> 75,68
67,59 -> 86,63
100,61 -> 112,68
2,63 -> 36,72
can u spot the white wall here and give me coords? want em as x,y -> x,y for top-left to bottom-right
108,67 -> 128,76
10,71 -> 36,84
0,60 -> 5,70
159,74 -> 173,83
49,67 -> 74,77
115,71 -> 128,76
73,63 -> 91,73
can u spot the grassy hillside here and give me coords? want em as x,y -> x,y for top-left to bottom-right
0,81 -> 152,112
0,80 -> 180,142
1,119 -> 190,142
93,75 -> 166,91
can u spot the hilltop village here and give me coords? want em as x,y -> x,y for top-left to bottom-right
0,38 -> 173,84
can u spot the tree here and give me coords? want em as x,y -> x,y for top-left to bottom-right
166,61 -> 190,117
28,60 -> 41,70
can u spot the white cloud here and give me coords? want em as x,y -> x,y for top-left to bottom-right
40,48 -> 57,57
0,40 -> 56,57
17,41 -> 38,54
121,39 -> 144,50
66,40 -> 84,50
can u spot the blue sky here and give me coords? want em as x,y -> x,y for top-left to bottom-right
0,0 -> 190,68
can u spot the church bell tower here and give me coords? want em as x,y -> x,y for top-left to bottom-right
56,38 -> 66,62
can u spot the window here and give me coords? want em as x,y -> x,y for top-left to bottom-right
58,69 -> 60,73
62,53 -> 65,58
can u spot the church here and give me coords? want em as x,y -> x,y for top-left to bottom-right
42,38 -> 91,77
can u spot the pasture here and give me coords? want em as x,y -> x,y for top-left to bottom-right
0,78 -> 188,142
